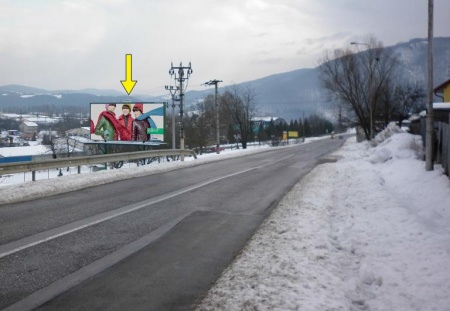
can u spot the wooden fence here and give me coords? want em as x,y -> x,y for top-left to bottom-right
420,118 -> 450,179
437,122 -> 450,176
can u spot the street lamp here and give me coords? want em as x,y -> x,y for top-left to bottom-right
168,62 -> 193,161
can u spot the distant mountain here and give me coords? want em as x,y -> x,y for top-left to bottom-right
0,84 -> 51,95
1,37 -> 449,121
225,68 -> 323,119
0,91 -> 144,116
0,84 -> 168,115
0,85 -> 124,97
391,37 -> 450,85
184,37 -> 450,120
180,68 -> 324,120
56,88 -> 124,97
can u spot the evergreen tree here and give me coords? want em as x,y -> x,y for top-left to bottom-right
257,122 -> 266,143
304,118 -> 312,137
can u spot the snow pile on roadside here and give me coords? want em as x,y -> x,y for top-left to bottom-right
362,123 -> 423,163
196,131 -> 450,311
371,121 -> 405,146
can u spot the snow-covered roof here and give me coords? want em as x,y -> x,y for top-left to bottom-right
433,102 -> 450,110
0,113 -> 20,118
253,116 -> 282,122
409,114 -> 422,121
66,136 -> 93,143
24,116 -> 59,124
23,121 -> 38,127
416,103 -> 450,117
38,130 -> 58,135
0,145 -> 49,157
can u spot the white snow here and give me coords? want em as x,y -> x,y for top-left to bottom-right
0,144 -> 50,158
1,126 -> 450,310
434,102 -> 450,110
196,125 -> 450,311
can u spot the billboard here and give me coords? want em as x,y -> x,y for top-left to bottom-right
90,102 -> 166,142
288,131 -> 299,138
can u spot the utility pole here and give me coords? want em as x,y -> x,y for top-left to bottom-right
164,85 -> 180,150
169,62 -> 193,161
426,0 -> 434,171
204,79 -> 222,154
302,111 -> 305,142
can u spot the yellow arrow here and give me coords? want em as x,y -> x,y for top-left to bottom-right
120,54 -> 137,95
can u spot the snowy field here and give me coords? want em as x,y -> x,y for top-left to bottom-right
1,127 -> 450,310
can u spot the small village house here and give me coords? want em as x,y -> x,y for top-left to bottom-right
19,120 -> 38,140
434,78 -> 450,123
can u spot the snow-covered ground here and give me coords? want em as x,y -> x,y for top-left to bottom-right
1,127 -> 450,310
196,125 -> 450,311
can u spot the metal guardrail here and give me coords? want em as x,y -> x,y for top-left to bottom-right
0,149 -> 197,177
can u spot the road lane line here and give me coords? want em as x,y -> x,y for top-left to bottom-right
0,167 -> 257,259
3,211 -> 192,311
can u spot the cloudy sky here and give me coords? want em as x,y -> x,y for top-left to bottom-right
1,0 -> 449,95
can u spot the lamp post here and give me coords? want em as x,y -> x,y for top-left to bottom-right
351,41 -> 375,140
168,62 -> 193,161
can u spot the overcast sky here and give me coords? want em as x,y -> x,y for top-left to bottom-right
1,0 -> 449,95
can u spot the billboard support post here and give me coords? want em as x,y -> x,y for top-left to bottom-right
169,62 -> 193,161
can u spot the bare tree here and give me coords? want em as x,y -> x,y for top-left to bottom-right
220,85 -> 258,149
44,133 -> 78,159
318,35 -> 399,140
388,82 -> 426,127
184,98 -> 214,153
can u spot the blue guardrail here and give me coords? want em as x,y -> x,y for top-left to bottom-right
0,155 -> 32,164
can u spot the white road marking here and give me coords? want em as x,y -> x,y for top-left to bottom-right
0,167 -> 257,259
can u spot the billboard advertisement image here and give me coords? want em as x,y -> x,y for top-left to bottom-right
90,102 -> 166,142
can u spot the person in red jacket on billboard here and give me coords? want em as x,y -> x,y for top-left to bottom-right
93,103 -> 130,141
117,103 -> 133,141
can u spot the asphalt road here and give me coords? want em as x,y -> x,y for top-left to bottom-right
0,138 -> 345,310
